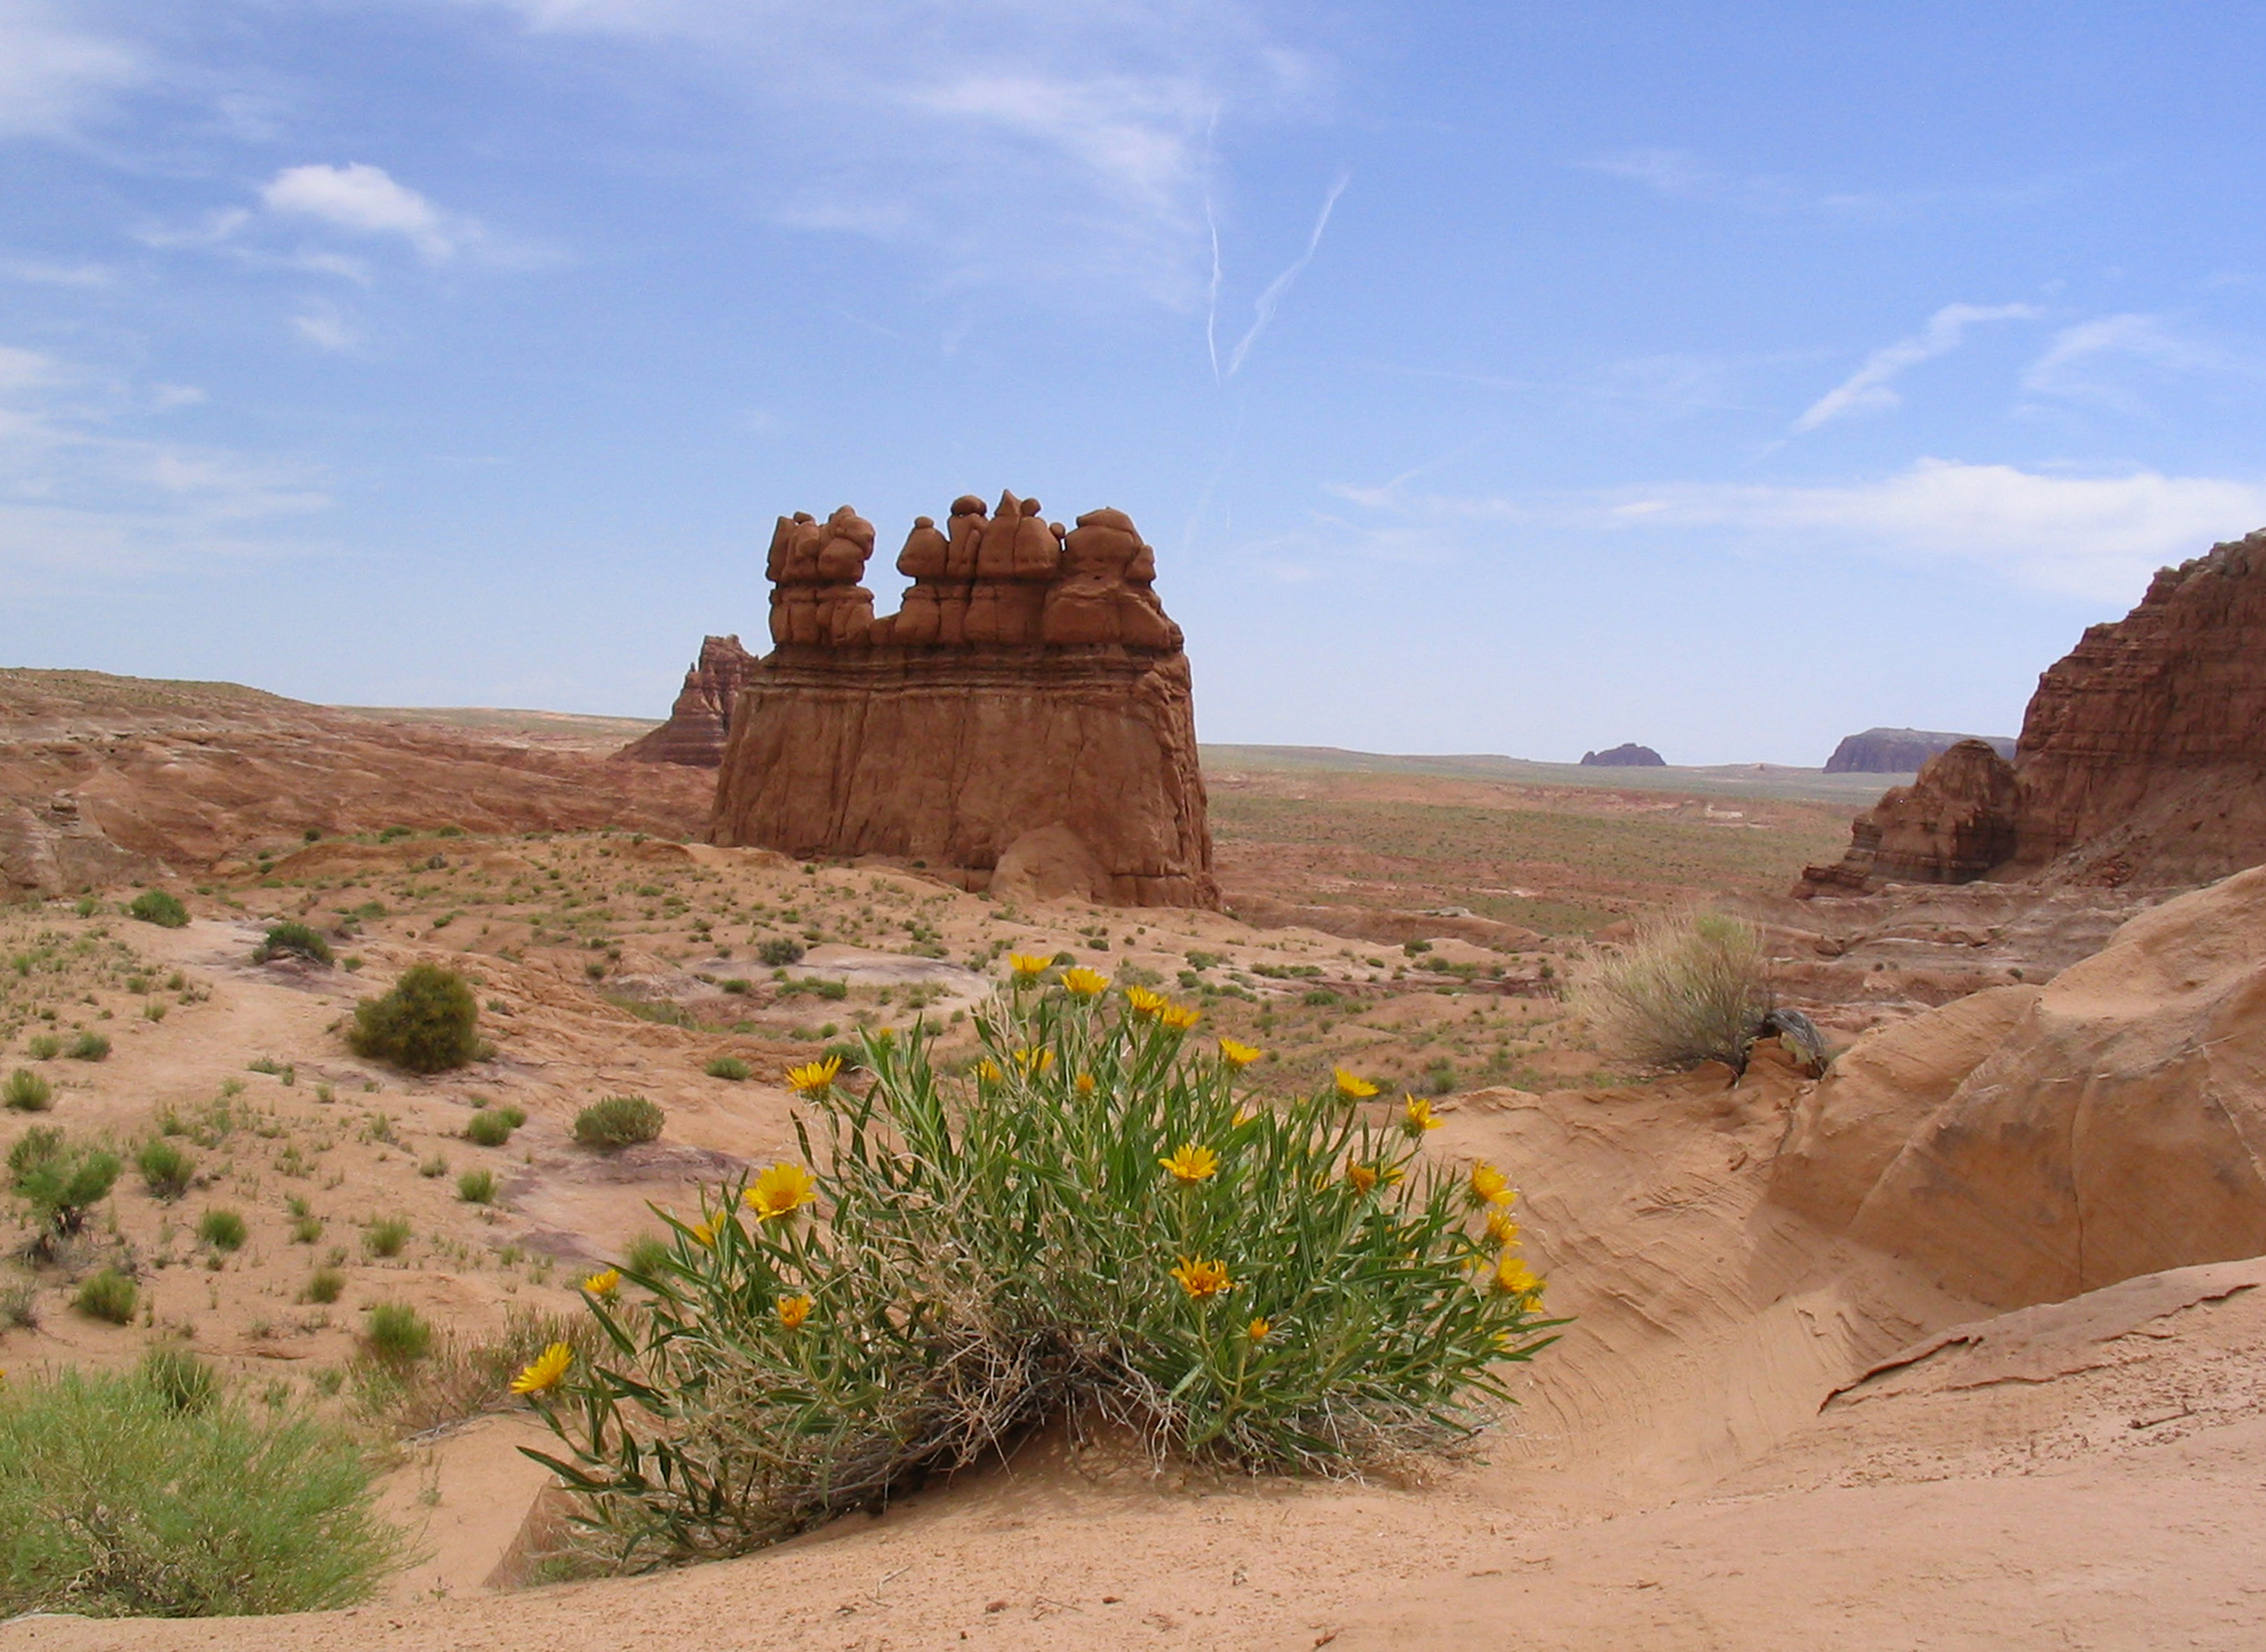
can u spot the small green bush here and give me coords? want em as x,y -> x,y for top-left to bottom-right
345,964 -> 479,1074
704,1055 -> 751,1082
253,922 -> 334,967
363,1302 -> 430,1362
67,1032 -> 110,1062
1585,911 -> 1771,1072
0,1366 -> 402,1616
127,890 -> 190,929
74,1268 -> 137,1325
756,939 -> 804,968
363,1218 -> 411,1259
304,1267 -> 345,1305
465,1109 -> 516,1147
3,1069 -> 50,1112
198,1209 -> 248,1252
140,1345 -> 219,1415
623,1234 -> 670,1276
136,1139 -> 195,1200
527,981 -> 1555,1570
573,1096 -> 663,1151
292,1213 -> 325,1244
24,1035 -> 59,1062
457,1169 -> 497,1205
9,1128 -> 120,1239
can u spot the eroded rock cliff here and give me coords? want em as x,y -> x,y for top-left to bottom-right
711,493 -> 1217,908
622,636 -> 759,767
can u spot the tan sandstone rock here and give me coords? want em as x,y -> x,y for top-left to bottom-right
712,492 -> 1217,909
1769,864 -> 2266,1307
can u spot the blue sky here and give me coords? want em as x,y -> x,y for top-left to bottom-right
6,1 -> 2266,764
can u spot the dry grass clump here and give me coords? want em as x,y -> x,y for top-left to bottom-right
356,1306 -> 603,1437
523,976 -> 1556,1571
1584,911 -> 1770,1072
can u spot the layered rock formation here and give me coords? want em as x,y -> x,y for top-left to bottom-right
621,636 -> 759,767
1579,743 -> 1664,767
1822,727 -> 2015,774
1801,528 -> 2266,895
1771,865 -> 2266,1309
712,492 -> 1216,908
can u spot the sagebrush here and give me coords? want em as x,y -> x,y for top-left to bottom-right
1584,911 -> 1771,1072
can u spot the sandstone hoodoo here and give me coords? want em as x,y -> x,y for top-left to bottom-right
1579,743 -> 1664,767
621,636 -> 759,767
711,492 -> 1217,907
1802,527 -> 2266,895
1822,727 -> 2016,774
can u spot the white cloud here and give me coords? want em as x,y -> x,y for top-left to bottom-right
2021,313 -> 2228,410
0,256 -> 118,287
0,0 -> 141,139
1587,148 -> 1806,213
290,302 -> 359,352
0,343 -> 330,589
262,164 -> 466,263
1794,302 -> 2039,432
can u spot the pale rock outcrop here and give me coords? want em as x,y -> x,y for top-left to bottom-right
1770,864 -> 2266,1308
713,492 -> 1217,909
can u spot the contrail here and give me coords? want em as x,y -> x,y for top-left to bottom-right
1225,171 -> 1350,379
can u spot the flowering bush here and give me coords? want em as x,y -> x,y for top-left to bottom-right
523,974 -> 1556,1569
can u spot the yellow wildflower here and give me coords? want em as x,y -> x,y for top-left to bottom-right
689,1218 -> 718,1248
1012,1045 -> 1056,1074
975,1058 -> 1003,1084
776,1293 -> 813,1330
1333,1067 -> 1380,1100
1218,1037 -> 1262,1068
1345,1163 -> 1380,1196
1491,1252 -> 1543,1301
1402,1095 -> 1442,1135
1124,985 -> 1168,1018
745,1161 -> 816,1223
785,1055 -> 842,1096
1469,1161 -> 1515,1207
1008,953 -> 1053,980
1485,1208 -> 1521,1247
1232,1104 -> 1258,1127
1159,1143 -> 1220,1184
510,1341 -> 574,1396
1075,1071 -> 1097,1095
1158,1002 -> 1201,1032
1247,1317 -> 1272,1343
1170,1256 -> 1233,1299
581,1268 -> 621,1299
1060,967 -> 1109,997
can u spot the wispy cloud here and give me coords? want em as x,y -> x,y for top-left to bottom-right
290,301 -> 359,353
1794,302 -> 2039,432
2020,313 -> 2231,411
0,0 -> 142,140
0,255 -> 119,287
1216,171 -> 1347,380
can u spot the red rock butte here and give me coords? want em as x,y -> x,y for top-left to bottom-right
709,491 -> 1218,909
1802,526 -> 2266,895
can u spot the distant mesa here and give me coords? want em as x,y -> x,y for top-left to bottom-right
692,492 -> 1216,909
1801,527 -> 2266,896
1579,743 -> 1664,768
1823,727 -> 2016,774
622,635 -> 759,768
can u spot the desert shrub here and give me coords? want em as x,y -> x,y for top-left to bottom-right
363,1218 -> 411,1259
525,979 -> 1555,1570
73,1268 -> 137,1325
353,1306 -> 604,1437
9,1128 -> 120,1239
704,1055 -> 751,1082
68,1032 -> 110,1062
197,1209 -> 248,1252
344,964 -> 479,1074
3,1069 -> 51,1112
127,890 -> 189,929
457,1169 -> 497,1205
24,1034 -> 59,1062
573,1096 -> 663,1151
1585,911 -> 1771,1072
303,1267 -> 345,1305
362,1302 -> 431,1362
136,1139 -> 195,1200
140,1345 -> 218,1415
756,939 -> 804,968
252,923 -> 333,967
0,1366 -> 402,1616
465,1109 -> 516,1147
